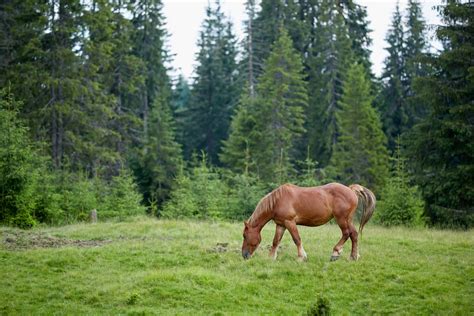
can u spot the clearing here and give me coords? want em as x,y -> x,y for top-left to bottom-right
1,217 -> 472,315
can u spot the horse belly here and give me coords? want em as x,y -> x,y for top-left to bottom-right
294,194 -> 333,227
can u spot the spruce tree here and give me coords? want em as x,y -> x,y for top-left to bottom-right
132,99 -> 182,206
330,63 -> 389,193
171,74 -> 191,146
305,0 -> 353,166
127,0 -> 182,206
80,0 -> 122,175
407,1 -> 474,228
377,139 -> 424,227
107,0 -> 145,164
183,1 -> 239,163
404,0 -> 429,126
131,0 -> 171,136
221,29 -> 308,183
379,3 -> 407,151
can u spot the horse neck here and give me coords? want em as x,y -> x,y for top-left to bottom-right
249,210 -> 273,232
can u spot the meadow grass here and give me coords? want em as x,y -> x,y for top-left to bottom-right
1,217 -> 473,315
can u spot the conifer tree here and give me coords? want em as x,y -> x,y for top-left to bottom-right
222,29 -> 308,183
80,0 -> 122,175
171,74 -> 191,146
127,0 -> 182,205
132,0 -> 171,136
107,0 -> 145,164
251,0 -> 309,80
342,0 -> 373,75
305,0 -> 353,166
183,1 -> 239,163
131,98 -> 181,206
404,0 -> 429,125
377,139 -> 424,227
330,63 -> 389,193
407,1 -> 474,228
379,3 -> 407,151
240,0 -> 258,96
220,92 -> 258,173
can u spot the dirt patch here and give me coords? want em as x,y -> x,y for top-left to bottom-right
207,242 -> 241,254
2,230 -> 111,250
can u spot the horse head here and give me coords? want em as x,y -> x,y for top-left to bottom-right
242,220 -> 261,260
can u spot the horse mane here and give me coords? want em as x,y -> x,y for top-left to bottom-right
248,184 -> 293,225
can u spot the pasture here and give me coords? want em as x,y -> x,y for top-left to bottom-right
1,217 -> 472,315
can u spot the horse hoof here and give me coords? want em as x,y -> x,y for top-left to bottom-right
350,254 -> 360,261
297,256 -> 308,262
330,255 -> 339,262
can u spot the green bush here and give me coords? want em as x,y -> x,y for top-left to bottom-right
0,90 -> 38,227
161,155 -> 228,219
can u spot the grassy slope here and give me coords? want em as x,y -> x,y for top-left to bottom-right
0,217 -> 472,315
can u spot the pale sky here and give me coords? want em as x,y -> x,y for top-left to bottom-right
162,0 -> 441,81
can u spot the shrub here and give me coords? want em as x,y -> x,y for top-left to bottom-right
161,154 -> 229,219
0,90 -> 38,227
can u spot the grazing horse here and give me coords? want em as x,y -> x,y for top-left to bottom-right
241,183 -> 376,261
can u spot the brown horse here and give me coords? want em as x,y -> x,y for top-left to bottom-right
241,183 -> 376,261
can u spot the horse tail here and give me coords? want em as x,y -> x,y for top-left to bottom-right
349,184 -> 376,235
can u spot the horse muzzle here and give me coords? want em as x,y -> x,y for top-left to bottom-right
242,250 -> 251,260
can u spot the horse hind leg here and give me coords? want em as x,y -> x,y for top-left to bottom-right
349,223 -> 359,261
330,221 -> 350,262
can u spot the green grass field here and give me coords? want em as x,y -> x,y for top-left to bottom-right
1,217 -> 473,315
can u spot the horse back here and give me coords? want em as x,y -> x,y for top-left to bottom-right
273,183 -> 358,226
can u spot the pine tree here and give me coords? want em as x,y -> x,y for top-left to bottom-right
79,0 -> 122,175
379,3 -> 407,151
250,0 -> 310,81
221,29 -> 308,183
330,63 -> 389,193
127,0 -> 182,206
404,0 -> 429,126
305,0 -> 353,166
171,74 -> 191,146
220,91 -> 258,173
107,0 -> 145,165
131,99 -> 182,206
377,139 -> 424,227
183,1 -> 239,163
342,0 -> 373,75
239,0 -> 258,97
131,0 -> 171,136
407,1 -> 474,228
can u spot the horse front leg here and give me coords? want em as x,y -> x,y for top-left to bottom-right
269,224 -> 286,260
284,220 -> 307,261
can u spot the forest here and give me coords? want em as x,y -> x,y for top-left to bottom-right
0,0 -> 473,229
